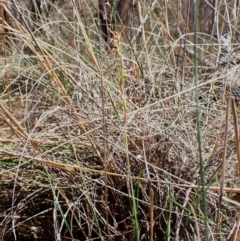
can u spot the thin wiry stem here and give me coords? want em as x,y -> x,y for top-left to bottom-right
193,0 -> 209,240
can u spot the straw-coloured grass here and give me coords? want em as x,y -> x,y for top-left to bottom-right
1,0 -> 240,240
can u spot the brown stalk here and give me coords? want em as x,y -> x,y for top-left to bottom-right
149,184 -> 154,241
0,1 -> 10,108
218,97 -> 230,221
231,98 -> 240,176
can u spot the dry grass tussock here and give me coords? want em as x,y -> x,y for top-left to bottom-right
1,0 -> 240,240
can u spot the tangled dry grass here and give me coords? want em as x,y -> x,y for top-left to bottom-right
1,0 -> 240,240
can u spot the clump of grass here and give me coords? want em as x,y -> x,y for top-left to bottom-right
1,0 -> 240,240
